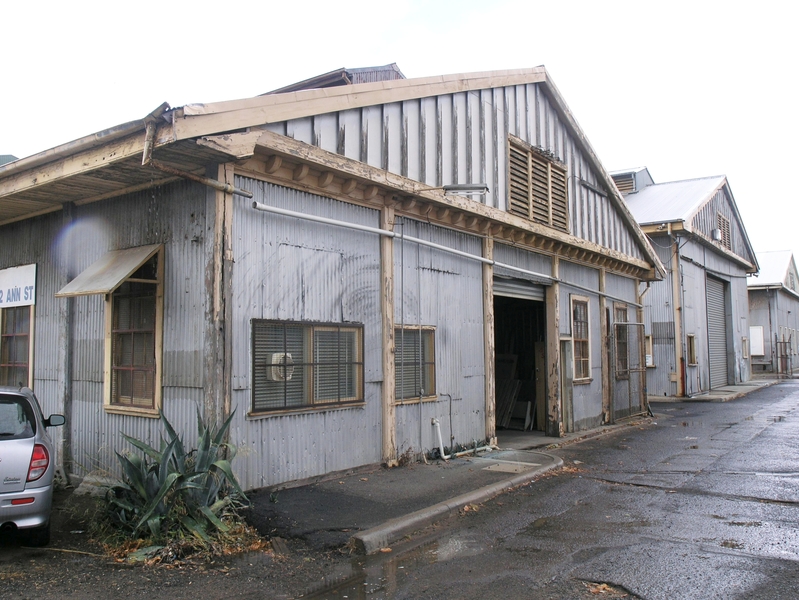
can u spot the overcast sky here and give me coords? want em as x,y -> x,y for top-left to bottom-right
3,1 -> 796,263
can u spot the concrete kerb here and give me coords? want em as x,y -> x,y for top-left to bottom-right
350,454 -> 563,555
683,379 -> 782,403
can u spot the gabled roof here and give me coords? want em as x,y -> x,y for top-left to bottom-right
624,175 -> 726,225
0,66 -> 663,278
748,251 -> 797,291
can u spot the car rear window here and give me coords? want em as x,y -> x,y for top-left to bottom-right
0,395 -> 36,440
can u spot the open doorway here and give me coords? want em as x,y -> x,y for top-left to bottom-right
493,293 -> 546,445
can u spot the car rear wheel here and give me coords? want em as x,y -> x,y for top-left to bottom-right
23,523 -> 51,547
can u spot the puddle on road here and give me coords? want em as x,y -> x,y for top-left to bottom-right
300,534 -> 485,598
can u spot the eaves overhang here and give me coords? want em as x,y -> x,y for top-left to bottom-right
648,228 -> 757,274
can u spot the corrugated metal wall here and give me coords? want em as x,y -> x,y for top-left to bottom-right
0,180 -> 211,478
556,260 -> 603,428
230,178 -> 384,489
493,243 -> 553,281
392,218 -> 485,457
266,83 -> 645,261
749,289 -> 799,371
642,238 -> 677,397
748,290 -> 773,366
681,258 -> 709,395
606,273 -> 638,304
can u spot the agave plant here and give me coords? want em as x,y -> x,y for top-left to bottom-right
105,409 -> 246,543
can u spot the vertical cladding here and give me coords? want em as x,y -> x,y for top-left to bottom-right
644,236 -> 677,396
557,260 -> 603,424
606,273 -> 638,305
230,178 -> 384,488
0,179 -> 210,478
493,242 -> 553,278
392,218 -> 486,452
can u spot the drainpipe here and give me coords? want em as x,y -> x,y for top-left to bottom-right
431,417 -> 497,460
668,224 -> 686,397
768,288 -> 775,372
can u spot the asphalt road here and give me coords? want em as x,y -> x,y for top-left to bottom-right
3,381 -> 798,599
301,381 -> 799,599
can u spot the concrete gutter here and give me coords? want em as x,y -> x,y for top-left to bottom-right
351,454 -> 562,554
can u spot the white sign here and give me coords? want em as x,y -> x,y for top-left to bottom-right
749,325 -> 764,356
0,264 -> 36,307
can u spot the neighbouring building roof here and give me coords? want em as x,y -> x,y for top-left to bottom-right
623,175 -> 726,225
0,155 -> 17,167
265,63 -> 406,94
748,251 -> 797,291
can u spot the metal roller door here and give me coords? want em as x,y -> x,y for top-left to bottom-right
493,277 -> 545,301
706,277 -> 728,389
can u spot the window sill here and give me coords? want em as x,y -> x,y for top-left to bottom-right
573,378 -> 593,385
104,405 -> 160,418
247,401 -> 365,419
646,365 -> 656,369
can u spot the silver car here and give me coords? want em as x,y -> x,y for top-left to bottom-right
0,387 -> 65,546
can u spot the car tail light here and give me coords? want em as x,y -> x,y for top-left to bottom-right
27,444 -> 49,482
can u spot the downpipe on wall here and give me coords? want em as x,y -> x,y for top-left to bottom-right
431,417 -> 497,461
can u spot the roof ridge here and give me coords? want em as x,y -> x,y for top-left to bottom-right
651,174 -> 726,186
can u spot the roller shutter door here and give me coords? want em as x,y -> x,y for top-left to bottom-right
706,277 -> 728,389
493,277 -> 545,301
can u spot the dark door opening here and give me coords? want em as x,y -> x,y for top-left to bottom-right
494,295 -> 546,435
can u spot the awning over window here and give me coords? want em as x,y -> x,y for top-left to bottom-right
55,244 -> 160,297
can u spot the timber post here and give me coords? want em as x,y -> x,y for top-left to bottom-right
380,206 -> 398,466
482,236 -> 496,444
546,257 -> 562,436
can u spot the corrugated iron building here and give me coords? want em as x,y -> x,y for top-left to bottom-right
613,169 -> 758,398
0,66 -> 663,490
747,251 -> 799,374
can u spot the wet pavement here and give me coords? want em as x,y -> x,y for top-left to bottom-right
250,377 -> 799,599
246,449 -> 561,554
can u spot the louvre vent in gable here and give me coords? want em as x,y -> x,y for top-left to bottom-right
612,173 -> 635,194
508,136 -> 569,233
717,213 -> 731,250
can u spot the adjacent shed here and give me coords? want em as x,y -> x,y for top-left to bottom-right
747,251 -> 799,375
613,170 -> 758,397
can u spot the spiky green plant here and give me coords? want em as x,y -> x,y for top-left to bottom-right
105,409 -> 247,544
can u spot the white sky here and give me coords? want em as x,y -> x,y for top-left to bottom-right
2,0 -> 797,263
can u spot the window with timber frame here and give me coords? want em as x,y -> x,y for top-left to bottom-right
251,320 -> 364,414
55,244 -> 164,417
508,135 -> 569,232
0,306 -> 32,387
395,326 -> 436,401
107,251 -> 163,413
571,296 -> 591,381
